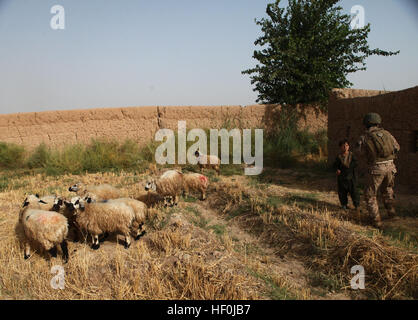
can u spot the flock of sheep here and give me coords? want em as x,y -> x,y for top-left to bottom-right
18,150 -> 220,263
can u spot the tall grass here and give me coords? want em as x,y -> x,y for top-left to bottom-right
264,108 -> 328,168
0,139 -> 161,176
0,111 -> 329,177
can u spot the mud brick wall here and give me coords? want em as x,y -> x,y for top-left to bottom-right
328,86 -> 418,189
0,104 -> 326,149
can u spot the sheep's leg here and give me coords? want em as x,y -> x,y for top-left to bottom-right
99,232 -> 109,243
49,246 -> 58,258
201,191 -> 206,201
74,222 -> 86,243
91,235 -> 100,250
24,242 -> 31,260
124,235 -> 131,249
135,223 -> 146,241
61,240 -> 69,264
72,230 -> 79,243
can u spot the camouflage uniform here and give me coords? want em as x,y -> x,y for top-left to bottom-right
357,126 -> 400,227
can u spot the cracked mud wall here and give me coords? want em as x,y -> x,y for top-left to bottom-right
0,104 -> 326,150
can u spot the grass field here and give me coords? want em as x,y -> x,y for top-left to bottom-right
0,162 -> 416,300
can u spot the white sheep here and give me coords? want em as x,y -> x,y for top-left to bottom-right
69,182 -> 122,200
135,190 -> 165,208
183,172 -> 209,200
19,195 -> 69,263
145,170 -> 183,206
194,150 -> 220,175
24,194 -> 59,211
106,198 -> 148,240
38,195 -> 57,211
73,197 -> 138,250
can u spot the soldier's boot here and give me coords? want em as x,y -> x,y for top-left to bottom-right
349,207 -> 361,222
386,206 -> 396,220
372,216 -> 383,229
355,207 -> 362,223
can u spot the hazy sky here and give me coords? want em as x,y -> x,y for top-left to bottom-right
0,0 -> 417,114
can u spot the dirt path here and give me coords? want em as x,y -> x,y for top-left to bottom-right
183,192 -> 352,299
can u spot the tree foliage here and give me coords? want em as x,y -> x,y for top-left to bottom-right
242,0 -> 399,109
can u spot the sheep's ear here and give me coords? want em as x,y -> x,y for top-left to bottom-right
23,201 -> 29,207
75,199 -> 80,205
39,200 -> 47,204
35,194 -> 40,198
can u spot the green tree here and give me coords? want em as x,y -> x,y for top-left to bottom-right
242,0 -> 399,109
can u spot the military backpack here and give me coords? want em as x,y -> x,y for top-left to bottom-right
365,129 -> 396,162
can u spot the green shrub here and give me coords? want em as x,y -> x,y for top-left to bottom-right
0,142 -> 25,169
27,143 -> 50,168
264,110 -> 328,168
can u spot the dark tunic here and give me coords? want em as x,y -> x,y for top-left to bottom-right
333,151 -> 360,208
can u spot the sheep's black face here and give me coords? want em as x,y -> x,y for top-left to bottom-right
145,181 -> 156,191
22,199 -> 29,208
64,201 -> 74,210
69,184 -> 80,192
73,198 -> 85,211
66,197 -> 82,212
194,150 -> 200,157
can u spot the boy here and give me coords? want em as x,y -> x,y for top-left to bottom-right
333,139 -> 360,210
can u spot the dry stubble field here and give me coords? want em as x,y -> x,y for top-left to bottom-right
0,165 -> 417,300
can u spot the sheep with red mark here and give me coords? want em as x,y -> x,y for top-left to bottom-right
182,173 -> 209,200
19,195 -> 69,263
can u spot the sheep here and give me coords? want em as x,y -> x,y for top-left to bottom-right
194,150 -> 220,175
52,196 -> 84,243
22,194 -> 59,211
135,190 -> 165,208
38,195 -> 57,211
22,194 -> 48,209
19,195 -> 69,263
106,198 -> 148,240
145,170 -> 183,206
68,182 -> 122,200
73,197 -> 138,250
182,173 -> 209,200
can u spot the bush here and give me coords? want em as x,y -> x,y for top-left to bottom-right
0,139 -> 157,176
264,110 -> 328,168
0,142 -> 25,169
27,143 -> 50,168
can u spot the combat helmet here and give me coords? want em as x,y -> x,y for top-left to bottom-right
363,113 -> 382,127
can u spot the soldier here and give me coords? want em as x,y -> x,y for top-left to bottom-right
333,139 -> 360,211
357,113 -> 400,229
